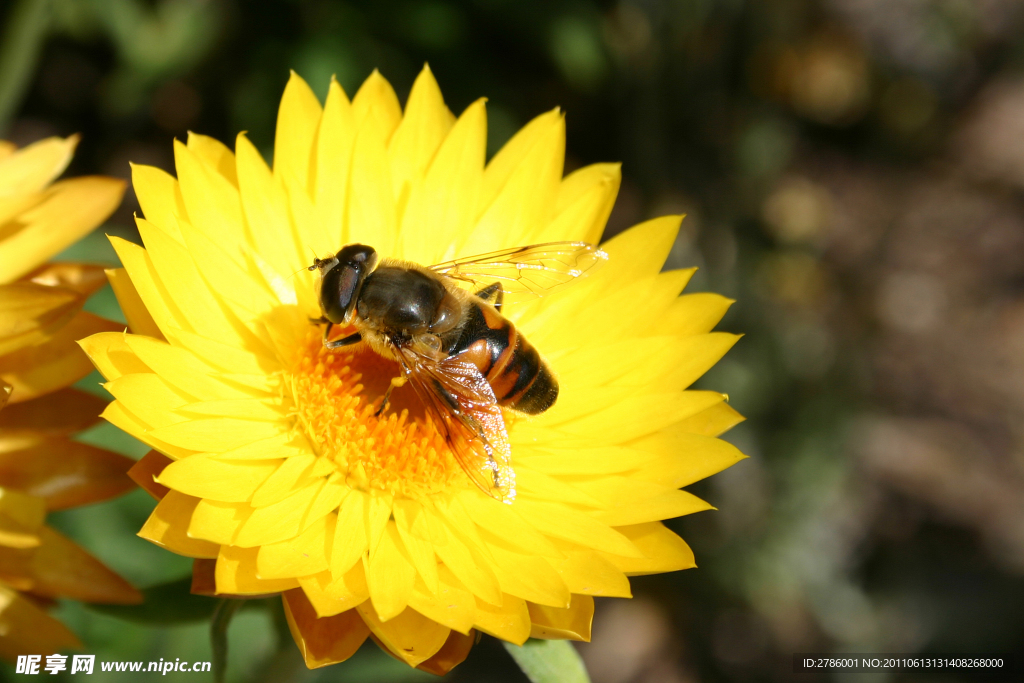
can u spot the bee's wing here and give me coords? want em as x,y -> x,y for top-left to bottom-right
393,346 -> 516,502
429,242 -> 607,305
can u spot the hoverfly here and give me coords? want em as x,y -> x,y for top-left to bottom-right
308,242 -> 607,502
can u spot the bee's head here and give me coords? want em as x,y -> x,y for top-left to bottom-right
315,244 -> 378,324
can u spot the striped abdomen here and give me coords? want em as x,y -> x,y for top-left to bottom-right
447,302 -> 558,414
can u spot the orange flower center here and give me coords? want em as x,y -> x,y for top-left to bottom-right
287,330 -> 461,499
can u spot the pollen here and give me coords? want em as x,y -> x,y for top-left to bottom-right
287,331 -> 461,499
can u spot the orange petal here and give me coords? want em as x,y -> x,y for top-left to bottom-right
0,387 -> 106,435
0,311 -> 123,403
415,629 -> 476,675
127,450 -> 172,500
0,585 -> 81,660
0,437 -> 134,510
282,589 -> 370,669
528,594 -> 594,641
23,526 -> 142,604
191,558 -> 218,596
25,262 -> 109,297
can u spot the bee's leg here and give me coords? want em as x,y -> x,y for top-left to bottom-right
475,283 -> 504,312
325,330 -> 362,349
309,315 -> 329,324
375,375 -> 408,417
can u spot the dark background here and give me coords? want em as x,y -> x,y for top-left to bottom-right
2,0 -> 1024,681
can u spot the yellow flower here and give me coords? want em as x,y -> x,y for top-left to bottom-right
0,136 -> 142,659
81,67 -> 744,673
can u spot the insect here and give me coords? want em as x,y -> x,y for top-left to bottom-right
308,242 -> 607,502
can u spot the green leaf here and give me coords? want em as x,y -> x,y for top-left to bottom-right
87,576 -> 220,624
503,639 -> 591,683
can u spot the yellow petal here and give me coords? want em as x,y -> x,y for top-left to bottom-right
528,594 -> 593,641
472,594 -> 531,645
215,544 -> 298,595
554,391 -> 727,444
128,450 -> 171,500
357,602 -> 450,668
462,111 -> 564,253
257,513 -> 331,579
250,454 -> 317,508
157,456 -> 281,503
346,116 -> 397,254
138,490 -> 220,558
105,372 -> 192,427
547,162 -> 621,243
77,330 -> 150,381
297,568 -> 367,618
0,176 -> 125,284
189,499 -> 252,545
235,133 -> 305,284
629,428 -> 746,487
548,549 -> 632,598
331,488 -> 369,578
0,311 -> 122,403
234,483 -> 319,547
187,131 -> 237,186
130,162 -> 187,241
366,521 -> 416,621
488,542 -> 570,607
388,65 -> 453,203
670,400 -> 745,438
351,70 -> 402,141
604,522 -> 696,576
106,267 -> 163,339
109,236 -> 191,338
0,135 -> 76,196
429,512 -> 502,606
283,590 -> 369,669
398,98 -> 486,264
514,500 -> 641,558
314,79 -> 356,248
407,569 -> 474,634
664,292 -> 734,336
274,71 -> 322,197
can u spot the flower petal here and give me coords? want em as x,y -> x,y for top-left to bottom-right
528,594 -> 593,641
283,590 -> 369,669
138,490 -> 220,558
106,267 -> 163,339
0,135 -> 76,197
415,629 -> 475,676
357,602 -> 450,668
0,176 -> 125,284
0,387 -> 105,435
215,544 -> 299,595
0,585 -> 81,659
274,72 -> 322,197
0,437 -> 134,510
604,522 -> 696,576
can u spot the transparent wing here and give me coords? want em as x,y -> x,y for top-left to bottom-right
429,242 -> 607,305
393,346 -> 516,502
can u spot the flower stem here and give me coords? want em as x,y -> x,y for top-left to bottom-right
210,598 -> 243,683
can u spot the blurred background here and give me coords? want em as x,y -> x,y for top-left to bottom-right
2,0 -> 1023,680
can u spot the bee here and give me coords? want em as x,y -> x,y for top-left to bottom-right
308,242 -> 607,502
